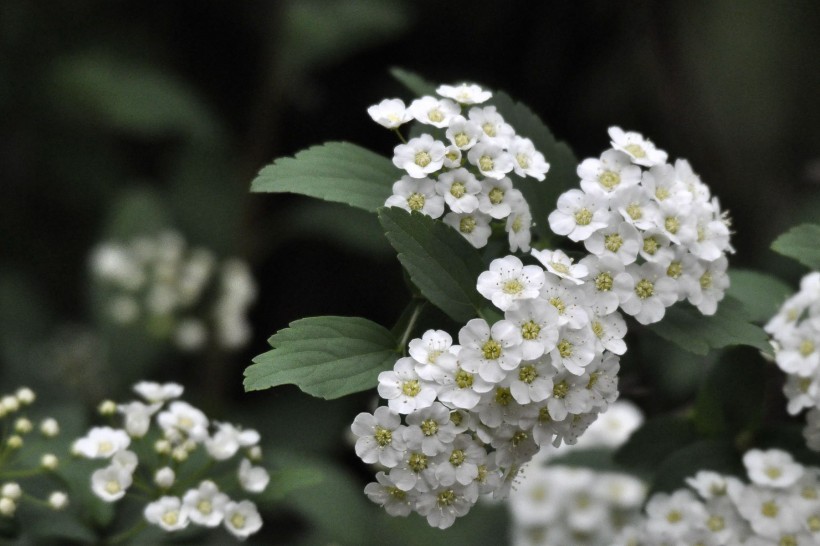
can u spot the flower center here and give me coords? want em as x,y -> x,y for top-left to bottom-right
635,279 -> 655,299
700,272 -> 713,289
450,181 -> 466,198
98,441 -> 114,455
521,320 -> 541,340
488,187 -> 504,204
427,109 -> 444,123
550,261 -> 570,274
553,380 -> 569,399
420,419 -> 439,437
574,208 -> 593,226
459,216 -> 476,234
437,489 -> 456,507
799,340 -> 815,357
624,143 -> 646,158
455,370 -> 474,389
482,123 -> 496,137
539,407 -> 552,423
503,279 -> 524,294
599,170 -> 620,190
375,426 -> 393,447
765,466 -> 782,479
389,487 -> 406,500
230,513 -> 246,529
518,365 -> 537,384
643,236 -> 659,255
495,387 -> 512,406
667,261 -> 682,279
605,233 -> 624,252
665,217 -> 680,234
761,501 -> 778,518
666,510 -> 682,523
809,516 -> 820,532
655,187 -> 670,200
415,151 -> 432,168
449,449 -> 465,467
401,380 -> 421,397
455,133 -> 470,148
450,411 -> 463,426
197,500 -> 213,514
511,431 -> 528,446
706,515 -> 724,532
479,156 -> 494,172
626,203 -> 642,220
105,480 -> 121,494
408,452 -> 428,472
595,272 -> 613,291
549,297 -> 566,314
516,153 -> 530,169
407,192 -> 425,212
163,511 -> 180,526
511,214 -> 523,232
557,339 -> 573,358
482,339 -> 502,360
587,371 -> 601,389
591,321 -> 604,338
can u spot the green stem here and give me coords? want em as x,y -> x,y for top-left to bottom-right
0,467 -> 43,479
393,128 -> 408,144
397,300 -> 426,352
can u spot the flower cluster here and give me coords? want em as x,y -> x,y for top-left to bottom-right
90,231 -> 256,351
549,127 -> 734,324
0,387 -> 67,518
354,248 -> 627,528
373,83 -> 550,252
616,448 -> 820,544
73,381 -> 268,540
507,401 -> 646,546
765,271 -> 820,450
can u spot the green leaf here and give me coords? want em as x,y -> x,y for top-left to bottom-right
647,297 -> 771,356
379,207 -> 486,323
250,141 -> 397,213
103,187 -> 172,240
648,439 -> 741,495
771,223 -> 820,270
259,450 -> 325,503
614,415 -> 698,472
491,92 -> 579,244
727,268 -> 792,322
389,67 -> 437,97
244,316 -> 399,398
548,448 -> 627,474
693,348 -> 766,437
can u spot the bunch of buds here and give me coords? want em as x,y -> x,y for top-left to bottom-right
0,387 -> 67,518
73,381 -> 269,541
373,82 -> 550,252
90,230 -> 256,351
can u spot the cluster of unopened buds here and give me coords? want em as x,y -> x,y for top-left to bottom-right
765,271 -> 820,449
356,82 -> 734,529
372,82 -> 550,252
73,381 -> 269,540
616,448 -> 820,545
90,230 -> 256,351
0,387 -> 67,518
508,401 -> 646,546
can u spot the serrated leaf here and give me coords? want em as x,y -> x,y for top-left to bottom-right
491,92 -> 579,244
244,316 -> 399,398
379,208 -> 486,323
647,297 -> 771,356
250,141 -> 398,212
389,67 -> 437,97
771,223 -> 820,270
614,415 -> 698,471
727,268 -> 792,322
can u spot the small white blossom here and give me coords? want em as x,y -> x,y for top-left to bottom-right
144,496 -> 189,532
223,500 -> 263,539
238,458 -> 270,493
183,480 -> 230,527
367,98 -> 411,129
437,83 -> 492,104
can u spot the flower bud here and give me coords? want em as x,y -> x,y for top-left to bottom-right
41,453 -> 59,470
154,467 -> 175,489
1,396 -> 19,413
6,435 -> 22,449
15,387 -> 35,405
48,491 -> 68,510
14,418 -> 32,434
1,483 -> 21,500
40,418 -> 60,437
98,400 -> 117,416
0,498 -> 16,517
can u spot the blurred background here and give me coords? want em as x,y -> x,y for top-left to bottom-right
1,0 -> 818,543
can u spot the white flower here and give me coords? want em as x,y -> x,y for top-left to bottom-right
551,326 -> 597,375
351,406 -> 407,467
578,149 -> 642,198
205,422 -> 260,461
612,185 -> 662,231
377,357 -> 437,414
687,255 -> 730,315
774,321 -> 819,377
743,449 -> 804,489
183,480 -> 230,527
581,400 -> 643,449
645,489 -> 705,540
437,83 -> 492,104
504,298 -> 560,360
531,249 -> 588,286
445,116 -> 483,150
238,458 -> 270,493
458,319 -> 523,383
73,427 -> 131,458
91,464 -> 133,502
367,98 -> 411,129
144,496 -> 189,532
476,255 -> 545,312
468,143 -> 514,180
154,467 -> 175,489
584,220 -> 642,265
385,175 -> 445,218
477,177 -> 516,219
509,137 -> 550,181
408,96 -> 460,128
589,311 -> 628,355
468,105 -> 515,147
506,196 -> 533,252
174,318 -> 207,351
546,371 -> 593,421
729,482 -> 801,538
117,401 -> 161,438
111,449 -> 139,473
549,189 -> 609,242
435,168 -> 480,213
509,356 -> 555,404
409,330 -> 456,381
434,363 -> 493,410
443,211 -> 492,248
415,483 -> 479,529
133,381 -> 184,403
48,491 -> 68,510
434,434 -> 486,487
392,134 -> 446,178
404,402 -> 457,456
617,262 -> 678,325
223,500 -> 263,539
157,401 -> 210,442
364,471 -> 417,517
608,126 -> 668,167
